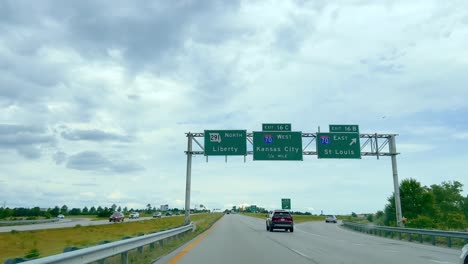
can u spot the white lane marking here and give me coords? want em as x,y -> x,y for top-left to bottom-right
352,243 -> 364,246
296,228 -> 327,238
428,260 -> 455,264
290,248 -> 310,259
383,249 -> 398,253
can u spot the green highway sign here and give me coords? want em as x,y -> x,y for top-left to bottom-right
262,123 -> 291,131
251,205 -> 257,212
329,124 -> 359,134
204,130 -> 247,156
253,131 -> 303,161
281,198 -> 291,210
317,132 -> 361,159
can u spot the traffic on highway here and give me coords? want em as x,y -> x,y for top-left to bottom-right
1,1 -> 467,264
156,214 -> 461,264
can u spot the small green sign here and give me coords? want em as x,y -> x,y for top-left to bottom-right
251,205 -> 257,212
204,130 -> 247,156
262,123 -> 291,131
281,198 -> 291,210
253,131 -> 303,161
317,132 -> 361,159
329,124 -> 359,134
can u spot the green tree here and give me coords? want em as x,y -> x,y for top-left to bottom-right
430,181 -> 466,229
111,204 -> 117,212
69,208 -> 81,215
50,206 -> 60,217
89,206 -> 96,215
82,206 -> 89,215
60,205 -> 68,215
0,207 -> 13,219
31,207 -> 42,217
384,178 -> 435,226
117,206 -> 121,212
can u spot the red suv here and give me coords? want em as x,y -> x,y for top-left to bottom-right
109,212 -> 124,222
266,210 -> 294,232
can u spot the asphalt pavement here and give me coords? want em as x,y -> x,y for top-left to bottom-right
0,216 -> 155,232
155,214 -> 460,264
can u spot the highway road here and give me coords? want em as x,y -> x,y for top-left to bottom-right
0,217 -> 155,232
156,214 -> 460,264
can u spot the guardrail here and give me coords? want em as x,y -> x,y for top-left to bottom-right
0,219 -> 59,226
342,221 -> 468,248
23,223 -> 194,264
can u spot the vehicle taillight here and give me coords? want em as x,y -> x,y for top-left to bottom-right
272,216 -> 280,221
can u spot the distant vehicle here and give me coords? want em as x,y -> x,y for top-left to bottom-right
153,212 -> 162,218
165,212 -> 173,216
460,244 -> 468,264
325,215 -> 337,223
57,214 -> 65,219
266,210 -> 294,232
109,212 -> 124,222
129,212 -> 139,219
175,212 -> 180,215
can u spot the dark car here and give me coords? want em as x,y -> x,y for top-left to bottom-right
165,211 -> 173,216
109,212 -> 124,222
266,210 -> 294,232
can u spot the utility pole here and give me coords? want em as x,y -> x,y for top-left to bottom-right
184,133 -> 193,225
389,135 -> 404,227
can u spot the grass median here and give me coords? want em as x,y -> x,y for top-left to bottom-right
0,213 -> 223,263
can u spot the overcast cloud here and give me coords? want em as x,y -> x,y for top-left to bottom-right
0,0 -> 467,214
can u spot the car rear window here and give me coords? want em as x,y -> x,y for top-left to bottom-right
273,212 -> 291,217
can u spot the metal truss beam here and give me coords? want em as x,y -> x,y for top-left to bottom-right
185,133 -> 399,157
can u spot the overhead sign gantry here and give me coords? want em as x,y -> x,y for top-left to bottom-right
184,123 -> 403,228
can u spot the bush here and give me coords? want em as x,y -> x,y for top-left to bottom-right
24,249 -> 40,259
406,215 -> 437,229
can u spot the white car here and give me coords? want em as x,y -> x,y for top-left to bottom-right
129,212 -> 140,219
460,244 -> 468,264
57,214 -> 65,219
325,215 -> 337,223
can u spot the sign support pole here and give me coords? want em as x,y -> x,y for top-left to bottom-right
184,133 -> 193,225
389,135 -> 403,227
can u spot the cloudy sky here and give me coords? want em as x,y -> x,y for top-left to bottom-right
1,0 -> 467,215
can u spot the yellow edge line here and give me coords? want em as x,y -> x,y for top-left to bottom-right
167,218 -> 222,264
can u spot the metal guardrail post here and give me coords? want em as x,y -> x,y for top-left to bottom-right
23,223 -> 193,264
120,252 -> 128,264
150,242 -> 155,250
342,221 -> 468,248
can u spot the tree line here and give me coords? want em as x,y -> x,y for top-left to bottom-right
371,179 -> 467,230
0,203 -> 192,219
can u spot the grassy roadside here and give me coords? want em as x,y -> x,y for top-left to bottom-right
0,213 -> 222,263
